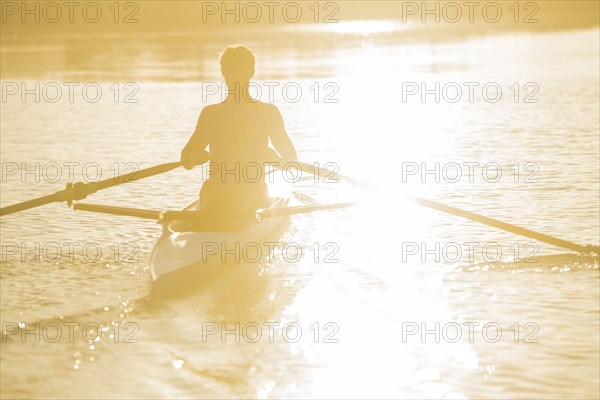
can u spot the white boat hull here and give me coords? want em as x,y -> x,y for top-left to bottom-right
150,175 -> 292,296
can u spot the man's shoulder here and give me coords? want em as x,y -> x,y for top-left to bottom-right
256,101 -> 281,114
200,100 -> 280,116
198,103 -> 220,118
202,103 -> 219,112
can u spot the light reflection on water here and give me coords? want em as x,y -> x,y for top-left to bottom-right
0,28 -> 599,399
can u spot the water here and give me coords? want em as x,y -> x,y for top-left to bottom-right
1,25 -> 599,399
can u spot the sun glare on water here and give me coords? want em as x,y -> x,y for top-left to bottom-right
308,19 -> 409,35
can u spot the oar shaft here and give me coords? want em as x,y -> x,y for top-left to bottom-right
159,210 -> 254,221
73,202 -> 357,222
73,203 -> 161,219
258,201 -> 357,219
77,161 -> 185,202
95,162 -> 182,191
297,159 -> 595,254
0,161 -> 183,217
0,193 -> 60,216
411,196 -> 591,253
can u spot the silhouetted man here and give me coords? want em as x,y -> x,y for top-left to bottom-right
181,45 -> 297,212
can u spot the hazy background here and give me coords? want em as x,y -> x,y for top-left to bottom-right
2,1 -> 599,80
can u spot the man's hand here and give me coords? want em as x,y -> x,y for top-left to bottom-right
181,157 -> 195,170
263,147 -> 282,165
181,149 -> 210,170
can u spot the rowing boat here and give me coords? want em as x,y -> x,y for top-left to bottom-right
1,159 -> 595,293
150,171 -> 294,296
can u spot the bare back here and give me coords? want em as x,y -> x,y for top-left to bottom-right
204,100 -> 274,166
181,98 -> 297,184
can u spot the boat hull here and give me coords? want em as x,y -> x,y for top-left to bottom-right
150,175 -> 292,296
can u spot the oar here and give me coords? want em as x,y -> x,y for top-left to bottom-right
409,196 -> 598,254
73,203 -> 161,220
73,201 -> 358,221
0,162 -> 182,217
297,161 -> 599,254
257,201 -> 357,220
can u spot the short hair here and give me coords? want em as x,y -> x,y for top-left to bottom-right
219,45 -> 256,71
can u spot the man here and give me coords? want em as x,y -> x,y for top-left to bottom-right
181,45 -> 297,212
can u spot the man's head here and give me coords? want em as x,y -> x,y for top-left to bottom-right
220,45 -> 255,88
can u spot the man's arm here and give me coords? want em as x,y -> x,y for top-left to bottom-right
268,106 -> 297,162
181,107 -> 211,169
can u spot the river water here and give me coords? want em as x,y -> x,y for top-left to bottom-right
1,23 -> 599,399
